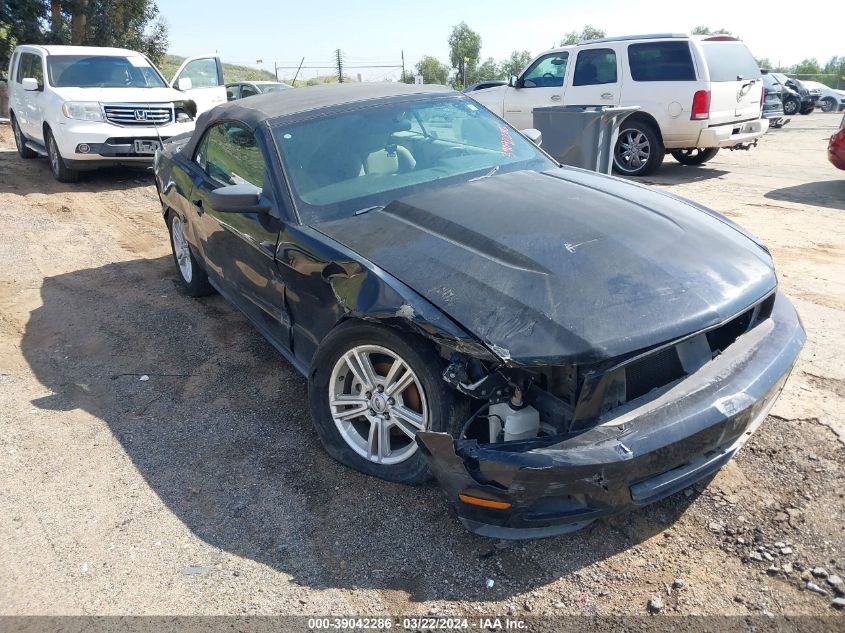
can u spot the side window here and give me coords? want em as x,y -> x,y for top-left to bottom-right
226,85 -> 239,101
628,42 -> 696,82
573,48 -> 618,86
521,53 -> 568,88
195,122 -> 266,188
16,53 -> 31,83
240,84 -> 259,98
9,51 -> 19,82
177,58 -> 221,89
30,54 -> 44,88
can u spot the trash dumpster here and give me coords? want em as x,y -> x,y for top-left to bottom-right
532,105 -> 639,174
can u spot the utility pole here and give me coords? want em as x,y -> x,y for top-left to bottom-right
335,49 -> 344,83
401,50 -> 405,82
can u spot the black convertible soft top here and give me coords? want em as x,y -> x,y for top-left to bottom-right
181,82 -> 452,157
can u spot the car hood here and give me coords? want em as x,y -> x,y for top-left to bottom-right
51,86 -> 182,103
314,169 -> 776,365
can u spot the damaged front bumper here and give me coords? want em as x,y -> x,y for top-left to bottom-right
417,293 -> 805,539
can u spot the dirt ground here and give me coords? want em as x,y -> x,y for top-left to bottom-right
0,113 -> 843,621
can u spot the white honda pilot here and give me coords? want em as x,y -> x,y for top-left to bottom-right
470,34 -> 768,176
7,45 -> 225,182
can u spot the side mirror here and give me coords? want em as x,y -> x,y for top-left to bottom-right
177,77 -> 193,91
206,183 -> 270,214
521,128 -> 542,147
508,75 -> 519,88
22,77 -> 39,91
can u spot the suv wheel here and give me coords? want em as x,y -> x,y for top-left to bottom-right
783,97 -> 800,116
613,121 -> 664,177
11,115 -> 37,159
45,129 -> 79,183
308,322 -> 466,484
670,148 -> 720,166
820,97 -> 836,113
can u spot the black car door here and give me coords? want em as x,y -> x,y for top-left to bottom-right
188,121 -> 290,348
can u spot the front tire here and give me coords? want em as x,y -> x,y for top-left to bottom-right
167,213 -> 214,297
12,115 -> 37,159
670,148 -> 720,166
820,97 -> 836,113
783,97 -> 800,116
308,322 -> 465,484
613,121 -> 664,177
799,104 -> 814,115
46,129 -> 79,183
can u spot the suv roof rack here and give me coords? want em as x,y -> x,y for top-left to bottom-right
581,33 -> 688,45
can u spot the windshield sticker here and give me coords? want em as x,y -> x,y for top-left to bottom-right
500,127 -> 514,157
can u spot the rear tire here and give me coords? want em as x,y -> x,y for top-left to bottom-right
820,97 -> 836,113
308,321 -> 467,484
167,213 -> 214,297
783,97 -> 799,116
799,104 -> 814,115
46,129 -> 79,183
613,121 -> 664,177
11,115 -> 37,159
670,148 -> 720,166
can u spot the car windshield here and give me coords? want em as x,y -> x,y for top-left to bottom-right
47,55 -> 167,88
271,96 -> 555,222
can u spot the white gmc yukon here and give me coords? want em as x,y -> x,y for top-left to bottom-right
470,34 -> 768,176
7,45 -> 225,181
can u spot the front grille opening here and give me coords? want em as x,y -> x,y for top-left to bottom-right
625,346 -> 685,401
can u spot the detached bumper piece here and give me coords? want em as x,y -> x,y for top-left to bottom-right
417,293 -> 805,539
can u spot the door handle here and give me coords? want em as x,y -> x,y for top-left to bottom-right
601,92 -> 613,99
550,94 -> 562,101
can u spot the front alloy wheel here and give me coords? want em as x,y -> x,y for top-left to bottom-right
329,345 -> 428,465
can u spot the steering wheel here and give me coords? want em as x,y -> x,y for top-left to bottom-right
542,73 -> 556,79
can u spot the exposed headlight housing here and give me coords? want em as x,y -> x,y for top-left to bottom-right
174,101 -> 196,123
62,102 -> 104,121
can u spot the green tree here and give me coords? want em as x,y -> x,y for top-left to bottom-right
792,58 -> 823,82
559,25 -> 605,46
415,55 -> 450,84
756,57 -> 773,71
448,21 -> 481,88
500,50 -> 532,78
475,57 -> 502,81
691,26 -> 734,36
0,0 -> 48,78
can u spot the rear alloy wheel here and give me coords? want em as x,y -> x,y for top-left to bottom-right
46,129 -> 79,183
820,97 -> 836,113
12,115 -> 37,159
309,322 -> 466,484
783,97 -> 799,116
670,148 -> 720,166
613,122 -> 664,177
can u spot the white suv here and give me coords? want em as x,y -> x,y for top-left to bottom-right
470,34 -> 768,176
7,45 -> 225,182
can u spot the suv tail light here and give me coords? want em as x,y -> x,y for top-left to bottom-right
691,90 -> 711,120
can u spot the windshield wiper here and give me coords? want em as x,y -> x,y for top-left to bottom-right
353,205 -> 385,216
468,165 -> 500,182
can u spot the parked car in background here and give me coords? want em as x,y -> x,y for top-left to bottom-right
829,113 -> 845,170
6,45 -> 224,182
766,72 -> 815,115
226,80 -> 292,101
154,82 -> 804,539
800,80 -> 845,113
470,34 -> 767,176
462,80 -> 507,93
761,73 -> 789,128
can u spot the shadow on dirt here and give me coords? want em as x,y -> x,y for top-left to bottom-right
0,148 -> 153,195
633,163 -> 729,187
765,180 -> 845,211
21,256 -> 702,601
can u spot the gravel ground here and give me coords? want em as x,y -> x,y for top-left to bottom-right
0,113 -> 843,621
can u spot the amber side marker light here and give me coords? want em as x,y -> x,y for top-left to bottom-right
458,493 -> 512,510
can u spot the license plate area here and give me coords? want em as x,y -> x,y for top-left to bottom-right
133,139 -> 161,155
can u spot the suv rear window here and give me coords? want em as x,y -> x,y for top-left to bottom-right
700,41 -> 761,82
628,42 -> 696,81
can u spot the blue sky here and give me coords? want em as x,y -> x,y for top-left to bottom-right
161,0 -> 840,80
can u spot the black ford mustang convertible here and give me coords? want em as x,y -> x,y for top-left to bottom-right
154,83 -> 805,539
